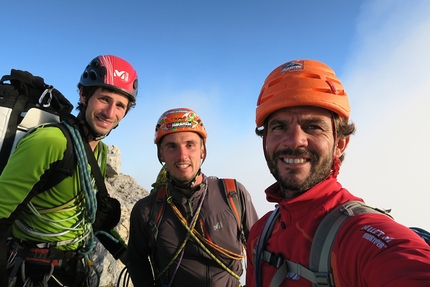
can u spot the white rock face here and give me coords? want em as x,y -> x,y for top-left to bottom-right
93,145 -> 149,287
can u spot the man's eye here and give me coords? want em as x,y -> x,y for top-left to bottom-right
307,125 -> 322,131
272,125 -> 285,130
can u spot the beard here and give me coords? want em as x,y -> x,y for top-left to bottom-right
166,166 -> 201,189
267,147 -> 333,196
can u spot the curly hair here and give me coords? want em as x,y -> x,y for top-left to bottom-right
334,115 -> 356,162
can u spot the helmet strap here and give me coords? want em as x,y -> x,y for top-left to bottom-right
330,112 -> 343,177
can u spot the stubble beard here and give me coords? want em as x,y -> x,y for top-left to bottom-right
86,109 -> 114,137
268,147 -> 333,198
168,163 -> 200,187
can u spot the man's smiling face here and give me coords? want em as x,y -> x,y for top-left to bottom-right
264,106 -> 344,198
159,131 -> 205,186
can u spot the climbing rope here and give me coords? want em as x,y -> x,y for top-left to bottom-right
169,201 -> 242,280
63,121 -> 100,285
171,203 -> 245,261
150,165 -> 168,194
155,182 -> 207,283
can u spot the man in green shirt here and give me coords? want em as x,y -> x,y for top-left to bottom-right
0,55 -> 138,287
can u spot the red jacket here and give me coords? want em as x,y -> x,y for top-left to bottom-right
246,174 -> 430,286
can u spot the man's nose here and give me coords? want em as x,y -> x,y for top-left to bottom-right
282,125 -> 308,148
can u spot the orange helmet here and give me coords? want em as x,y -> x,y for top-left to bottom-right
154,108 -> 207,144
80,55 -> 138,105
256,59 -> 350,127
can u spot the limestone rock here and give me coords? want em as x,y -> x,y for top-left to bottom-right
106,145 -> 121,177
94,145 -> 150,287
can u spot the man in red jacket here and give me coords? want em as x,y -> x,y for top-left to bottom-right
246,59 -> 430,287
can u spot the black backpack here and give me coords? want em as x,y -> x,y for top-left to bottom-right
0,69 -> 76,192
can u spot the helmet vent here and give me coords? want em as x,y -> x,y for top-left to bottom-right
91,60 -> 100,68
257,93 -> 274,105
89,71 -> 98,81
268,77 -> 282,88
100,67 -> 107,78
300,72 -> 321,79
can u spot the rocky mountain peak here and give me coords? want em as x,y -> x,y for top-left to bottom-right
94,145 -> 149,287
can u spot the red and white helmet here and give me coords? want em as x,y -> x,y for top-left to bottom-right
79,55 -> 138,105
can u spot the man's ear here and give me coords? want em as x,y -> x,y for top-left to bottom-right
79,88 -> 86,105
200,146 -> 205,160
335,137 -> 350,158
158,146 -> 165,162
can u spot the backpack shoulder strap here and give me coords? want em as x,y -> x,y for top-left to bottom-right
29,122 -> 76,194
254,207 -> 317,287
49,123 -> 76,177
309,201 -> 391,286
222,179 -> 241,227
254,205 -> 280,287
221,178 -> 246,245
148,185 -> 168,248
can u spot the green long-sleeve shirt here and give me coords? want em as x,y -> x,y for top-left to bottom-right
0,125 -> 107,251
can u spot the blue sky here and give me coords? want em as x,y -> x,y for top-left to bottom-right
3,0 -> 430,230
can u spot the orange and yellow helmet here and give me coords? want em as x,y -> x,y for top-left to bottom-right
154,108 -> 207,144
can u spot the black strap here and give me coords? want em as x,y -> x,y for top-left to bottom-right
82,139 -> 109,199
50,123 -> 76,178
148,185 -> 167,248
